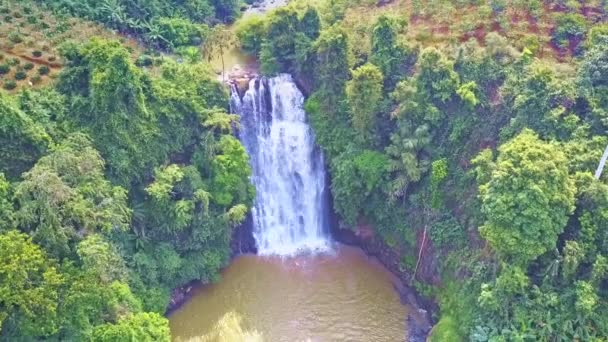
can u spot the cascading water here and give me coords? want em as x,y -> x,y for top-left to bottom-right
231,74 -> 330,256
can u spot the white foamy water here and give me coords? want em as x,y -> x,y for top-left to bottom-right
231,74 -> 330,256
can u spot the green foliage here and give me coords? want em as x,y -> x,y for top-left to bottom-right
417,47 -> 460,105
552,13 -> 588,48
210,135 -> 254,207
91,312 -> 170,342
0,92 -> 50,178
0,174 -> 14,232
14,70 -> 27,80
475,129 -> 575,265
331,150 -> 388,225
2,80 -> 16,90
14,134 -> 130,258
0,230 -> 63,338
155,17 -> 207,49
236,15 -> 266,57
370,15 -> 414,89
504,62 -> 578,140
38,65 -> 49,75
314,25 -> 351,94
385,123 -> 431,201
577,41 -> 608,130
346,63 -> 383,142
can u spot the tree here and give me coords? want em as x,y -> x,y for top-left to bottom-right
0,174 -> 14,232
474,129 -> 576,264
385,123 -> 431,202
505,62 -> 577,140
314,25 -> 351,94
331,150 -> 388,225
76,234 -> 128,283
417,47 -> 460,105
210,135 -> 254,207
370,15 -> 413,88
260,7 -> 300,74
577,41 -> 608,131
0,92 -> 51,179
211,0 -> 241,23
90,312 -> 170,342
0,230 -> 63,338
299,6 -> 321,40
59,38 -> 161,185
346,63 -> 384,142
235,15 -> 266,57
14,134 -> 130,258
204,25 -> 234,79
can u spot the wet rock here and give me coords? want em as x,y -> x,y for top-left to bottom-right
231,214 -> 257,256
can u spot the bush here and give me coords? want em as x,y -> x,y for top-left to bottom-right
154,17 -> 207,49
13,11 -> 22,19
236,16 -> 267,57
30,75 -> 41,84
136,55 -> 154,67
14,70 -> 27,80
8,32 -> 23,43
3,80 -> 16,90
553,13 -> 587,47
38,65 -> 50,75
7,58 -> 20,66
0,7 -> 9,14
48,56 -> 57,62
32,50 -> 43,57
3,15 -> 12,23
0,64 -> 9,74
23,62 -> 34,70
26,15 -> 38,24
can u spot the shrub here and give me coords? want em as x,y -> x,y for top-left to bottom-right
13,11 -> 22,19
136,55 -> 154,67
0,7 -> 9,14
23,62 -> 34,70
32,50 -> 43,57
38,22 -> 50,30
7,58 -> 20,66
14,70 -> 27,80
0,64 -> 9,74
0,54 -> 3,60
48,56 -> 56,62
3,80 -> 16,90
236,16 -> 267,57
8,32 -> 23,43
30,75 -> 41,84
38,65 -> 50,75
3,15 -> 12,23
553,13 -> 587,47
26,15 -> 38,24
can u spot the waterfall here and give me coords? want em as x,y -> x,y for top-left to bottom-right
231,74 -> 330,256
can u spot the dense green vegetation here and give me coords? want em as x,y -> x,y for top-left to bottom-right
2,0 -> 608,340
0,2 -> 253,339
235,0 -> 608,340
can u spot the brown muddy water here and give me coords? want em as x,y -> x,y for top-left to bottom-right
169,245 -> 409,341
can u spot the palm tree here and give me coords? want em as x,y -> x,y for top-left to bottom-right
385,123 -> 432,201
